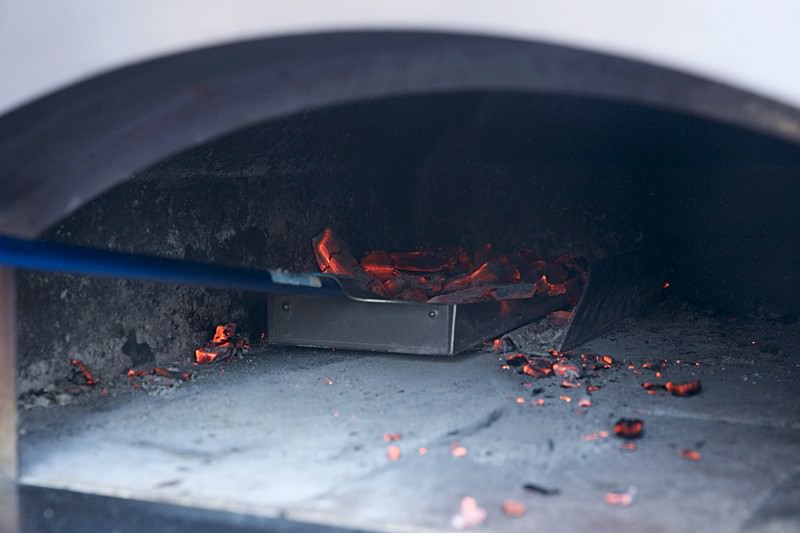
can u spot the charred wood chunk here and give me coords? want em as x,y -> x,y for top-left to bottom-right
313,228 -> 388,297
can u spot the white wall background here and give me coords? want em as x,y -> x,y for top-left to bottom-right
1,0 -> 799,115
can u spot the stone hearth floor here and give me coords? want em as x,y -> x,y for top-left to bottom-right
18,308 -> 800,532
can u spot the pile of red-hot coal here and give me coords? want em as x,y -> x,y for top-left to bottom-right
312,228 -> 587,304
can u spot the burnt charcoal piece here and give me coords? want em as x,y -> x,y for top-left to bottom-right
505,354 -> 528,367
613,418 -> 644,439
522,483 -> 561,496
665,380 -> 702,397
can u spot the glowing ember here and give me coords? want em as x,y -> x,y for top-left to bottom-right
418,447 -> 428,456
613,418 -> 644,439
561,380 -> 581,388
324,376 -> 335,385
502,499 -> 526,518
678,449 -> 702,461
641,381 -> 665,391
152,367 -> 172,378
533,398 -> 545,406
313,228 -> 388,296
605,486 -> 637,507
70,359 -> 96,385
552,360 -> 580,378
578,398 -> 592,407
515,396 -> 526,404
665,380 -> 702,397
559,395 -> 572,403
451,497 -> 487,530
587,385 -> 601,392
383,432 -> 402,442
195,322 -> 249,364
582,431 -> 609,441
620,442 -> 638,451
386,445 -> 401,461
451,443 -> 469,457
521,356 -> 554,378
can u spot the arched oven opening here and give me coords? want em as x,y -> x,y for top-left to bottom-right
2,32 -> 799,533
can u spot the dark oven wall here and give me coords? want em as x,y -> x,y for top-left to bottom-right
15,92 -> 800,393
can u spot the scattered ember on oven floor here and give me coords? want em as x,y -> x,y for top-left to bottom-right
502,499 -> 526,518
69,359 -> 96,386
582,431 -> 609,441
386,445 -> 401,461
621,441 -> 638,451
613,418 -> 644,439
642,381 -> 665,392
383,432 -> 402,442
678,449 -> 702,461
313,228 -> 587,305
521,356 -> 554,378
666,380 -> 703,397
451,497 -> 487,530
194,323 -> 249,364
451,443 -> 469,458
604,486 -> 637,507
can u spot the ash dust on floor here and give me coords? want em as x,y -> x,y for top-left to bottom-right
18,308 -> 800,533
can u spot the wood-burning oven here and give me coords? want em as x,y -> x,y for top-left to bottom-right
1,32 -> 799,533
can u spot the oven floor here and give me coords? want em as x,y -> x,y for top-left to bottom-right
18,309 -> 800,532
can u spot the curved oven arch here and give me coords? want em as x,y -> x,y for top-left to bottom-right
1,30 -> 799,237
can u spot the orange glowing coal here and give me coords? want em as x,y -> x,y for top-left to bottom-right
678,449 -> 702,461
195,322 -> 249,364
665,380 -> 702,397
386,445 -> 401,461
552,360 -> 580,378
451,497 -> 487,530
613,418 -> 644,439
502,499 -> 526,518
451,443 -> 469,457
